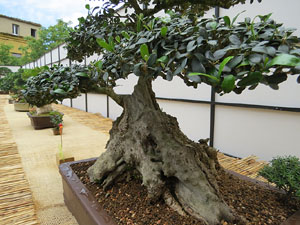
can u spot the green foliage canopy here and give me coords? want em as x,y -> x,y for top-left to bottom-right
22,65 -> 92,107
67,9 -> 300,95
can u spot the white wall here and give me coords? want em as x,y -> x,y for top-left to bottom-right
0,65 -> 19,72
214,106 -> 300,160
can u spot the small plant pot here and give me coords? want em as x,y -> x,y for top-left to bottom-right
14,102 -> 30,112
56,153 -> 74,166
27,112 -> 55,130
52,127 -> 62,135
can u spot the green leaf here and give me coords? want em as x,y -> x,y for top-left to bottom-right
166,71 -> 173,81
96,39 -> 114,52
137,14 -> 142,32
218,56 -> 234,77
192,58 -> 206,73
161,26 -> 168,37
227,55 -> 243,69
95,60 -> 103,70
229,35 -> 241,46
157,56 -> 168,63
259,13 -> 272,22
265,73 -> 287,85
103,72 -> 108,81
147,54 -> 157,67
187,40 -> 196,52
232,10 -> 246,25
140,44 -> 149,61
137,38 -> 148,44
214,49 -> 227,60
121,31 -> 130,40
53,88 -> 67,95
267,54 -> 300,67
238,71 -> 262,86
189,72 -> 220,82
249,54 -> 262,64
133,63 -> 142,76
75,72 -> 88,77
207,21 -> 217,30
115,36 -> 121,43
187,74 -> 201,83
223,16 -> 231,27
174,58 -> 187,75
85,4 -> 90,10
221,75 -> 235,93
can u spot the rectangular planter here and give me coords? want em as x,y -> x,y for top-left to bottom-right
14,102 -> 30,112
27,112 -> 55,130
59,158 -> 116,225
59,158 -> 299,225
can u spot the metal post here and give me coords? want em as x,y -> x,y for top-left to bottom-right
107,95 -> 109,118
50,50 -> 53,67
85,93 -> 88,112
69,59 -> 73,107
209,88 -> 216,147
58,45 -> 61,65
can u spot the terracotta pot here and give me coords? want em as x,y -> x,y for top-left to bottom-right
27,112 -> 55,130
52,127 -> 62,135
14,102 -> 30,112
59,158 -> 300,225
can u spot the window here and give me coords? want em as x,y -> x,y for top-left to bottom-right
12,24 -> 19,35
31,28 -> 36,37
12,53 -> 22,58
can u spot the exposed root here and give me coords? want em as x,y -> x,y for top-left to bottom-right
163,190 -> 187,217
103,164 -> 127,190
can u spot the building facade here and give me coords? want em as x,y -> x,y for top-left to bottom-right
0,14 -> 41,57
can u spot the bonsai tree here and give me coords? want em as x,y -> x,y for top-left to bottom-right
22,64 -> 91,114
66,0 -> 300,224
50,111 -> 64,134
0,68 -> 30,101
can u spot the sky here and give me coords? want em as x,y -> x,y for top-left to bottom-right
0,0 -> 101,28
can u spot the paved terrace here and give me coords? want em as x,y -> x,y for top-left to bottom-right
0,95 -> 269,225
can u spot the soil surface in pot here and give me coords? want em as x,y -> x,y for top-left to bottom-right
71,160 -> 300,225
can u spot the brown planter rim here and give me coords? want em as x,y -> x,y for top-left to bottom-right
13,102 -> 30,112
26,112 -> 55,129
59,158 -> 116,225
59,158 -> 300,225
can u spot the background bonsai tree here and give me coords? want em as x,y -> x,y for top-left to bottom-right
0,68 -> 33,101
66,0 -> 300,224
22,64 -> 92,114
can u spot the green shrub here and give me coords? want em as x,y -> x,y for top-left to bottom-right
49,111 -> 64,127
259,156 -> 300,199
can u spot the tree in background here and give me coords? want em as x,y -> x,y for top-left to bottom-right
0,44 -> 21,66
66,0 -> 300,224
20,19 -> 73,64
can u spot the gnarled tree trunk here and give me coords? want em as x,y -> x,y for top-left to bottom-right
88,77 -> 241,224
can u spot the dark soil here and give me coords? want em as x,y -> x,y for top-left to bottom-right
71,160 -> 300,225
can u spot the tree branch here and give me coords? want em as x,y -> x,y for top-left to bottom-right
127,0 -> 143,14
95,86 -> 124,107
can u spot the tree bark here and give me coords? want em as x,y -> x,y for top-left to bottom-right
87,76 -> 240,224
